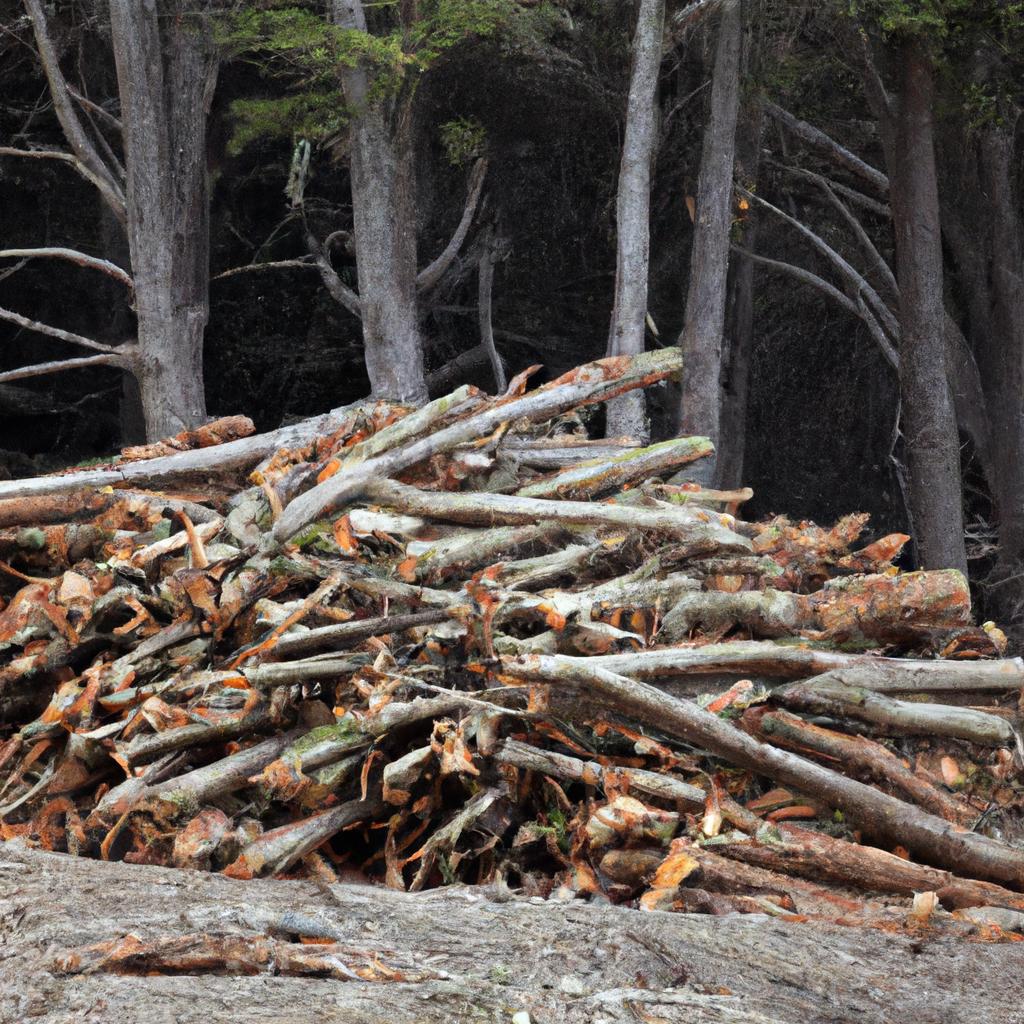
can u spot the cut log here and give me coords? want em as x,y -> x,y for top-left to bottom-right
770,674 -> 1018,747
0,400 -> 381,501
555,641 -> 1024,692
657,570 -> 970,643
713,823 -> 1024,911
516,436 -> 713,499
747,708 -> 974,825
272,348 -> 683,543
364,478 -> 753,551
501,654 -> 1024,887
6,842 -> 1024,1024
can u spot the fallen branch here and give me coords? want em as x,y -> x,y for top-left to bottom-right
501,655 -> 1024,887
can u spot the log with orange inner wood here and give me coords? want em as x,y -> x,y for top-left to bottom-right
0,347 -> 1022,955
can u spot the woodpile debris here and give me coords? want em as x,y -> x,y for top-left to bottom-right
2,348 -> 1024,969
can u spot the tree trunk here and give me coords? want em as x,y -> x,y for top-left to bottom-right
716,8 -> 763,488
332,1 -> 429,407
883,40 -> 966,574
605,0 -> 665,443
677,0 -> 742,486
977,127 -> 1024,582
108,0 -> 216,441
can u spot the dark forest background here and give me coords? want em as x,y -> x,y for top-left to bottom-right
1,0 -> 1019,624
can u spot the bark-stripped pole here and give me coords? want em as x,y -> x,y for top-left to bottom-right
605,0 -> 666,443
677,0 -> 742,486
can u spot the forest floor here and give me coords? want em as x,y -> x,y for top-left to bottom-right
4,840 -> 1024,1024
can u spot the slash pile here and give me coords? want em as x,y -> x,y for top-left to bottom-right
2,348 -> 1024,938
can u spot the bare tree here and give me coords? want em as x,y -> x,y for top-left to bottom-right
605,0 -> 666,443
860,35 -> 967,575
109,0 -> 219,438
716,0 -> 763,488
0,0 -> 218,441
677,0 -> 742,485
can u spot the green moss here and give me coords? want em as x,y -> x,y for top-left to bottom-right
440,116 -> 487,165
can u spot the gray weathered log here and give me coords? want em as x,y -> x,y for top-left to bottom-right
3,842 -> 1024,1023
272,347 -> 684,544
503,654 -> 1024,887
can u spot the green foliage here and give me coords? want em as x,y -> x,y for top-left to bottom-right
228,91 -> 346,154
222,0 -> 547,153
847,0 -> 1024,43
439,116 -> 486,165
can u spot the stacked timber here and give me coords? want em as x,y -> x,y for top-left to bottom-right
2,348 -> 1024,972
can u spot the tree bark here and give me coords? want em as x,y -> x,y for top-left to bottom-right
332,1 -> 429,406
605,0 -> 665,443
977,127 -> 1024,581
878,40 -> 967,573
677,0 -> 742,486
717,8 -> 763,488
109,0 -> 217,440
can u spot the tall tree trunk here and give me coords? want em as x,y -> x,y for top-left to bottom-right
884,40 -> 966,574
108,0 -> 216,440
717,5 -> 763,488
977,127 -> 1024,583
677,0 -> 742,485
332,0 -> 428,407
98,205 -> 145,445
605,0 -> 665,443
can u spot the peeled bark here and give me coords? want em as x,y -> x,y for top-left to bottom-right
605,0 -> 665,442
677,0 -> 742,486
109,0 -> 217,440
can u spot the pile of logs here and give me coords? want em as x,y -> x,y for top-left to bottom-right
2,348 -> 1024,966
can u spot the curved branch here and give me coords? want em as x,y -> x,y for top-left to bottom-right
212,259 -> 317,282
67,86 -> 123,135
0,146 -> 122,210
0,350 -> 134,386
769,160 -> 890,218
0,248 -> 133,289
22,0 -> 125,220
0,305 -> 121,354
729,247 -> 898,371
765,100 -> 889,194
813,177 -> 899,302
417,157 -> 489,294
739,186 -> 898,338
730,246 -> 859,317
306,231 -> 362,319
